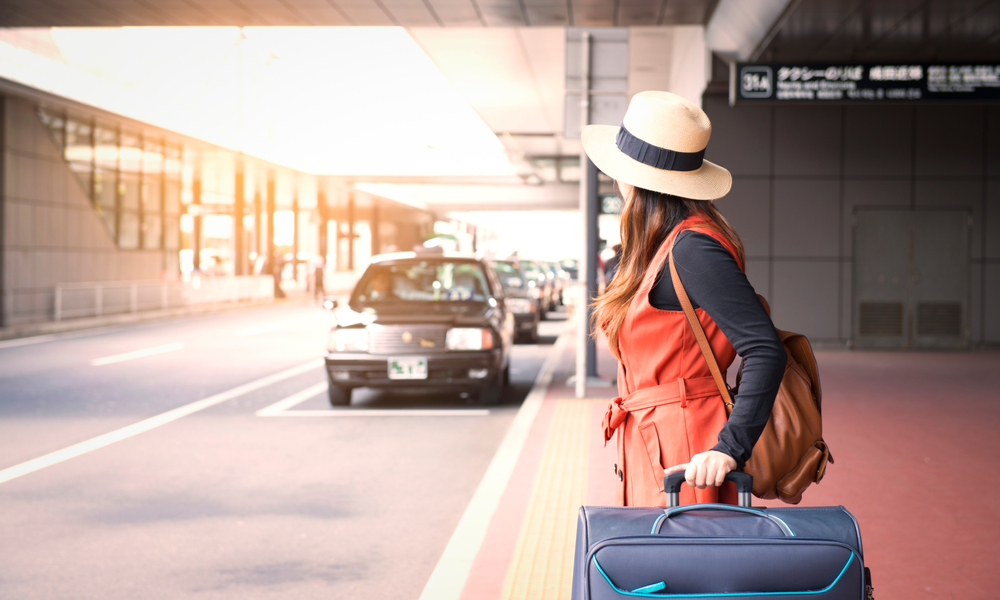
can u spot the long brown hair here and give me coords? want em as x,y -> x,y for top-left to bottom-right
592,185 -> 745,362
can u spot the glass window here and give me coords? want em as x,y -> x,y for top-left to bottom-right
164,216 -> 180,250
119,172 -> 140,211
143,177 -> 162,213
352,260 -> 490,307
68,162 -> 92,194
119,211 -> 140,249
164,180 -> 181,215
64,118 -> 92,164
119,131 -> 142,173
94,168 -> 116,236
37,108 -> 65,149
142,214 -> 162,250
94,126 -> 117,169
491,261 -> 527,289
143,140 -> 163,175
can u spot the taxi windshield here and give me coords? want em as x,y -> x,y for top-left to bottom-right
492,261 -> 526,289
353,260 -> 490,305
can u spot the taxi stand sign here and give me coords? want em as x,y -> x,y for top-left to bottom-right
730,62 -> 1000,105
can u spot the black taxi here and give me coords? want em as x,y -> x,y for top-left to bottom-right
324,251 -> 515,406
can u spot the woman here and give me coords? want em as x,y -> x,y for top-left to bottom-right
583,91 -> 786,507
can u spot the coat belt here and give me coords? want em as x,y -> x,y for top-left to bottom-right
602,376 -> 721,444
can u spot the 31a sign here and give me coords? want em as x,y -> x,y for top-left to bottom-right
732,62 -> 1000,104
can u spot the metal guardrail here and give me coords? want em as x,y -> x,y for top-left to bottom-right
53,276 -> 274,322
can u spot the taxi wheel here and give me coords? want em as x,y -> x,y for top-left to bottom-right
328,384 -> 352,407
479,375 -> 505,406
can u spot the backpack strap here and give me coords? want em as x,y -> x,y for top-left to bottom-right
667,237 -> 734,417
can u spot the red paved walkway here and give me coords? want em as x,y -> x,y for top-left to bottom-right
456,330 -> 1000,600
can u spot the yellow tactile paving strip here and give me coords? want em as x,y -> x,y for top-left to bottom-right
500,398 -> 594,600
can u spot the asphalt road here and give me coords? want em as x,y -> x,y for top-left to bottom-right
0,303 -> 566,599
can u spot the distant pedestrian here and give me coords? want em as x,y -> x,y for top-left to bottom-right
313,256 -> 326,301
584,91 -> 785,507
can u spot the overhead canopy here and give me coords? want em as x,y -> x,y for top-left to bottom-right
0,0 -> 717,27
1,1 -> 995,212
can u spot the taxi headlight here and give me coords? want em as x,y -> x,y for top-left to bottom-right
447,327 -> 494,351
328,328 -> 368,352
506,298 -> 534,314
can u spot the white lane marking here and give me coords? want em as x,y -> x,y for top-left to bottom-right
0,359 -> 324,485
256,382 -> 489,417
237,323 -> 287,337
256,382 -> 328,416
417,329 -> 568,600
90,342 -> 185,366
0,334 -> 58,349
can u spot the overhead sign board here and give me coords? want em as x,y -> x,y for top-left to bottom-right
732,63 -> 1000,104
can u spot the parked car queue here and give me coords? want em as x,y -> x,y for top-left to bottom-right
321,249 -> 574,408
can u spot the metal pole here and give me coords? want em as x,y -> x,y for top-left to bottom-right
586,158 -> 599,377
575,30 -> 591,399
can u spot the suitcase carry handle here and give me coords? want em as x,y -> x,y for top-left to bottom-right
654,505 -> 795,537
664,471 -> 754,508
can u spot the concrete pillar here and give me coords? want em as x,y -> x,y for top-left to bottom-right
253,189 -> 261,266
318,191 -> 327,262
347,192 -> 355,271
371,198 -> 380,257
292,193 -> 299,282
234,162 -> 245,276
192,178 -> 202,272
0,97 -> 5,327
266,173 -> 283,297
575,31 -> 592,399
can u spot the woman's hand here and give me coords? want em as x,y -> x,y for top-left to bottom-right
664,451 -> 737,489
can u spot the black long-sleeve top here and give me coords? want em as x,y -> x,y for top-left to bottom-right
648,230 -> 786,469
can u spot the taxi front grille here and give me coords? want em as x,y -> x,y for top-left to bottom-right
368,325 -> 448,354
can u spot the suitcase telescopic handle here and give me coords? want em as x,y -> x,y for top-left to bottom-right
664,471 -> 753,508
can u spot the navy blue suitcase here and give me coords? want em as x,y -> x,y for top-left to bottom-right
572,472 -> 871,600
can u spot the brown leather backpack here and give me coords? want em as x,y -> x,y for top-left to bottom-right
669,249 -> 832,504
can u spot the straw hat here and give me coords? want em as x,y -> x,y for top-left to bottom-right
581,91 -> 731,201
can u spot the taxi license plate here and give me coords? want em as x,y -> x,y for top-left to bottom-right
388,357 -> 428,380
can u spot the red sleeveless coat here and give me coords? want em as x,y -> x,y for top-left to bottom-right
602,215 -> 743,507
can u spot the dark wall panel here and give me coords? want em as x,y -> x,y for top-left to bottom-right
714,179 -> 770,258
844,106 -> 913,178
703,93 -> 999,345
773,179 -> 840,258
702,96 -> 772,177
773,106 -> 841,177
914,105 -> 984,178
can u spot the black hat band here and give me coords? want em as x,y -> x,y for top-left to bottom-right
615,125 -> 705,172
